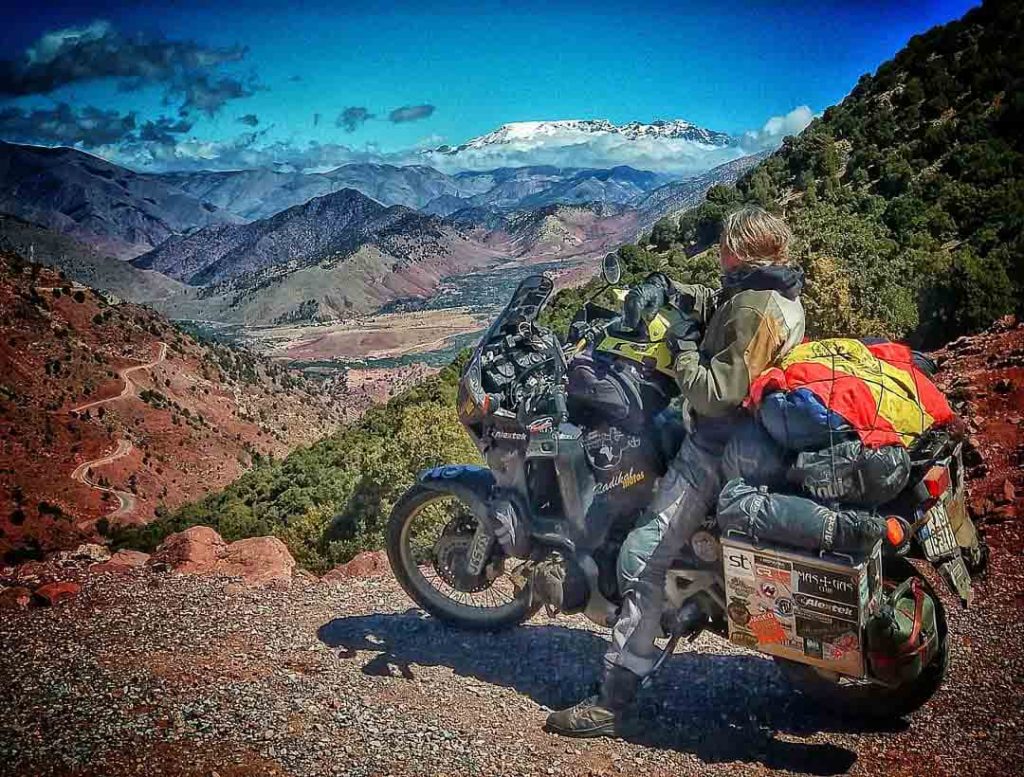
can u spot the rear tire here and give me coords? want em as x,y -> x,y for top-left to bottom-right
776,564 -> 949,720
386,483 -> 536,631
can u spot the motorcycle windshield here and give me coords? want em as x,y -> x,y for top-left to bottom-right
477,274 -> 554,347
458,274 -> 554,419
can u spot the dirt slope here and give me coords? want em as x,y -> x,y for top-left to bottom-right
0,253 -> 357,561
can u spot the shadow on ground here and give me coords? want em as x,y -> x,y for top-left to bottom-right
318,610 -> 904,774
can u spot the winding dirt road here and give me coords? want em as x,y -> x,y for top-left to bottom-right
70,439 -> 135,519
67,341 -> 166,520
70,341 -> 167,414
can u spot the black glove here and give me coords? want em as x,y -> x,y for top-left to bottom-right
622,273 -> 670,331
667,314 -> 703,354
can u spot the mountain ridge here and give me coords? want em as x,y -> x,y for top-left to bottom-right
0,141 -> 241,259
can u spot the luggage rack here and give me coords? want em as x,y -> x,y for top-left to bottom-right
723,528 -> 868,567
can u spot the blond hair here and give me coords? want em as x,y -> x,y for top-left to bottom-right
720,206 -> 793,267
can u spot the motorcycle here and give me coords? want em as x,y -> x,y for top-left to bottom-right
386,253 -> 984,719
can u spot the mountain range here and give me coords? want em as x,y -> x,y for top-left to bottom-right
423,119 -> 744,174
0,118 -> 759,327
133,188 -> 508,323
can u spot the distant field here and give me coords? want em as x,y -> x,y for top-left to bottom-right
177,256 -> 595,374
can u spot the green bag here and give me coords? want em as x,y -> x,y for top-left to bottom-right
866,578 -> 939,685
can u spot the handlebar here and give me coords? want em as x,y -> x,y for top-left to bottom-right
564,316 -> 622,361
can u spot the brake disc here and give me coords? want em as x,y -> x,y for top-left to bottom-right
433,516 -> 499,593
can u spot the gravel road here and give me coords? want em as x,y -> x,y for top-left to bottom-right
2,538 -> 1022,777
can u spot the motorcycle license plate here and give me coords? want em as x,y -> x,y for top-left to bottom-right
917,497 -> 959,560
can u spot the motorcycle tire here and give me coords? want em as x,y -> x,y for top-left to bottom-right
774,561 -> 949,720
386,483 -> 537,631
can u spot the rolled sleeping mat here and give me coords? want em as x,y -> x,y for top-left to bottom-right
717,477 -> 887,555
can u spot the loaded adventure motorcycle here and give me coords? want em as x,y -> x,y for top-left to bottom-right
386,254 -> 986,719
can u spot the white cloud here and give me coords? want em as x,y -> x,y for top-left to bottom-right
739,106 -> 816,151
422,135 -> 746,176
85,106 -> 817,175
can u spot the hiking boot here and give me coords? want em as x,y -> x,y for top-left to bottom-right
544,666 -> 640,738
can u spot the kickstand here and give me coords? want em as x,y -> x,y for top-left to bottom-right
641,634 -> 681,689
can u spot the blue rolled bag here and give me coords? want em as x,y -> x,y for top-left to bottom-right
757,387 -> 857,452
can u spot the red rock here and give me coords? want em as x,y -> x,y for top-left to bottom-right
93,549 -> 150,574
148,526 -> 225,574
969,496 -> 994,519
0,586 -> 32,610
988,504 -> 1017,523
33,581 -> 81,607
1003,480 -> 1017,504
321,551 -> 388,583
215,537 -> 295,587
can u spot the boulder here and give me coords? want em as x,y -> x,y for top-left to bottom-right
215,537 -> 295,588
149,526 -> 226,574
56,543 -> 111,566
93,549 -> 150,574
33,581 -> 81,607
321,551 -> 388,583
0,586 -> 32,610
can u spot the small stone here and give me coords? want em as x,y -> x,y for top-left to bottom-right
93,549 -> 150,574
321,551 -> 388,582
32,581 -> 81,607
1002,480 -> 1016,504
64,542 -> 111,564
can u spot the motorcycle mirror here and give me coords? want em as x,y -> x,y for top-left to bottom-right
601,252 -> 622,286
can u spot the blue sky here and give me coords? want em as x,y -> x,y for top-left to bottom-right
0,0 -> 979,171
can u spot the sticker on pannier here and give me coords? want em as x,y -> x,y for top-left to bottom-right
722,537 -> 882,678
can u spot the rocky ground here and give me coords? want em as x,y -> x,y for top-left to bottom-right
2,320 -> 1023,777
1,526 -> 1022,777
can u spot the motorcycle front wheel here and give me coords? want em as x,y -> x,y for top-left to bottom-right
386,483 -> 536,631
774,563 -> 949,720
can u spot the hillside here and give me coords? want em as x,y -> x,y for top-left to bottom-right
635,152 -> 768,230
654,0 -> 1023,344
109,357 -> 477,571
0,142 -> 240,259
133,188 -> 509,324
0,214 -> 186,303
0,252 -> 357,563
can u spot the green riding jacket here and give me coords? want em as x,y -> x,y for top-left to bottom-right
669,264 -> 806,419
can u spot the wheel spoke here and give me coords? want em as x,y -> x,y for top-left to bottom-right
400,492 -> 524,614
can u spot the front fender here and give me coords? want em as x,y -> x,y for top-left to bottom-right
417,464 -> 495,519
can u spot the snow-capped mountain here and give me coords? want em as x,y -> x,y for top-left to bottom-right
425,118 -> 741,175
437,119 -> 732,154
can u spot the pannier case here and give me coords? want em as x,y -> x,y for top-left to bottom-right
721,536 -> 883,678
